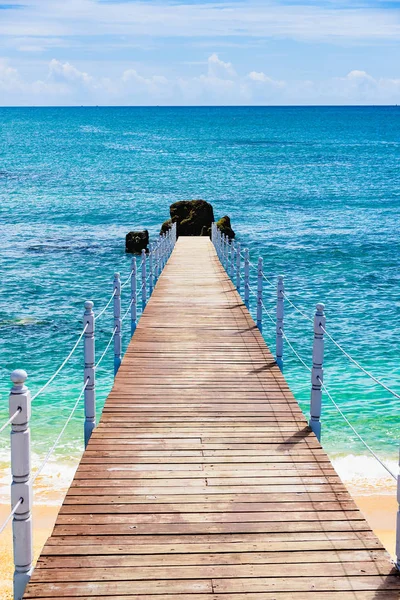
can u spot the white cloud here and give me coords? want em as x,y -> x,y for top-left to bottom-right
48,59 -> 93,86
0,0 -> 399,42
247,71 -> 285,88
0,58 -> 21,91
207,53 -> 236,79
0,56 -> 399,106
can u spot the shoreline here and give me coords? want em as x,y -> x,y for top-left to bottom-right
0,488 -> 397,600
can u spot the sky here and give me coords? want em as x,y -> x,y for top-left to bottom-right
0,0 -> 399,105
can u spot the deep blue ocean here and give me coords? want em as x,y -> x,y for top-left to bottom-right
0,106 -> 399,500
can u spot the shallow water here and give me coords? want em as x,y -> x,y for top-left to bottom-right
0,106 -> 399,498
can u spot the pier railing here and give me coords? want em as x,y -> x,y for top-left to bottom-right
211,222 -> 400,570
1,219 -> 399,599
0,223 -> 176,600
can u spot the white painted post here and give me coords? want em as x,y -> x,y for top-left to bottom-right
159,236 -> 164,272
211,222 -> 215,244
224,236 -> 229,270
154,241 -> 159,282
276,275 -> 284,371
9,369 -> 33,600
83,300 -> 95,447
236,242 -> 241,291
131,257 -> 137,337
141,249 -> 147,310
396,458 -> 400,569
256,257 -> 263,332
244,248 -> 250,308
149,242 -> 154,295
230,241 -> 235,280
113,273 -> 122,376
309,303 -> 326,442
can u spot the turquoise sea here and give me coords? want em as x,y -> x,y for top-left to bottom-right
0,106 -> 399,500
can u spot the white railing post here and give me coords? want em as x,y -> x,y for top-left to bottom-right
159,236 -> 163,272
230,241 -> 235,280
396,457 -> 400,569
149,242 -> 154,295
131,257 -> 137,337
309,303 -> 326,442
224,236 -> 228,270
157,238 -> 161,278
211,222 -> 215,244
83,300 -> 95,447
141,249 -> 147,310
9,369 -> 33,600
113,273 -> 122,376
154,241 -> 159,282
244,248 -> 250,308
256,257 -> 263,332
236,242 -> 241,291
276,275 -> 284,371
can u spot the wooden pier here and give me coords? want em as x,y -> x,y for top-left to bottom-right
25,237 -> 400,599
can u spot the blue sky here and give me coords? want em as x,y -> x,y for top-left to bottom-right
0,0 -> 399,105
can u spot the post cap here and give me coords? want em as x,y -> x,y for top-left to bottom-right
114,272 -> 120,279
316,303 -> 325,314
84,300 -> 94,311
10,369 -> 28,385
278,274 -> 284,281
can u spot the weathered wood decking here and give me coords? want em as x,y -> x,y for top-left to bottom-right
26,237 -> 400,599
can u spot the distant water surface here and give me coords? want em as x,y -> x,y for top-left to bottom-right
0,106 -> 399,499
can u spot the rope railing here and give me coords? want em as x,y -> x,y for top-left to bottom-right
95,328 -> 118,370
211,222 -> 399,496
95,289 -> 116,320
30,323 -> 88,402
1,221 -> 178,599
282,291 -> 313,323
317,376 -> 397,481
32,378 -> 90,484
0,499 -> 23,536
279,327 -> 312,373
321,325 -> 400,400
121,297 -> 135,323
0,407 -> 22,435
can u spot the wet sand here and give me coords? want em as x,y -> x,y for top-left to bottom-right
0,493 -> 397,599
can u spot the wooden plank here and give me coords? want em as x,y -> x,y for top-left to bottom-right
25,237 -> 398,599
29,561 -> 395,582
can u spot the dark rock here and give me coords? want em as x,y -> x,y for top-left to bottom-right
160,219 -> 172,235
167,199 -> 215,237
217,215 -> 235,240
125,230 -> 149,254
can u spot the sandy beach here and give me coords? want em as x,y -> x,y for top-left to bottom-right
0,491 -> 397,600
